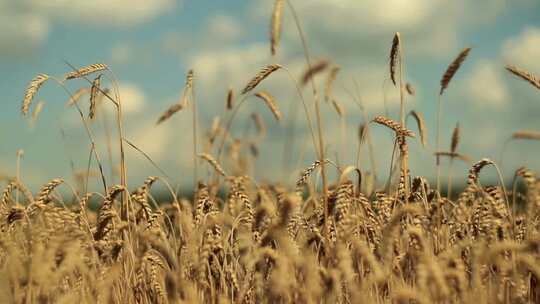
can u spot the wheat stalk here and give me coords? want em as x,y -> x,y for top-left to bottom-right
406,82 -> 415,96
89,74 -> 102,119
198,153 -> 227,177
22,74 -> 49,115
434,151 -> 470,163
372,116 -> 415,138
64,63 -> 108,80
254,91 -> 282,121
301,59 -> 329,86
156,103 -> 184,125
512,130 -> 540,140
226,88 -> 234,110
270,0 -> 284,56
324,66 -> 340,102
331,98 -> 344,118
440,48 -> 471,95
408,110 -> 427,147
505,65 -> 540,90
450,123 -> 460,153
389,32 -> 401,86
31,100 -> 45,126
241,64 -> 282,94
66,87 -> 90,106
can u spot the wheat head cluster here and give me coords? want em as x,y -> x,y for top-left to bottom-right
4,1 -> 540,303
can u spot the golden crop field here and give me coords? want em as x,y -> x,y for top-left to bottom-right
2,1 -> 540,303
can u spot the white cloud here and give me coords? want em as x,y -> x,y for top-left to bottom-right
207,15 -> 244,41
116,83 -> 147,114
0,11 -> 49,57
252,0 -> 509,60
27,0 -> 178,27
190,43 -> 273,90
462,60 -> 509,109
0,0 -> 180,58
502,26 -> 540,72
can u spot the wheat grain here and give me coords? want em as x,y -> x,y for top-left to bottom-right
301,59 -> 329,86
505,65 -> 540,90
331,98 -> 344,118
226,88 -> 234,110
440,48 -> 471,95
156,103 -> 184,125
408,110 -> 427,147
64,63 -> 108,80
66,87 -> 90,106
31,100 -> 45,125
512,130 -> 540,140
389,32 -> 401,86
22,74 -> 49,115
242,64 -> 282,94
89,74 -> 102,119
372,116 -> 415,138
254,91 -> 282,121
406,82 -> 415,96
198,153 -> 227,177
451,123 -> 460,153
325,66 -> 340,102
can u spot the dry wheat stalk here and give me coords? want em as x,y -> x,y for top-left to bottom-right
451,123 -> 460,153
254,91 -> 282,121
89,74 -> 102,119
226,88 -> 234,110
66,87 -> 90,106
156,103 -> 184,125
22,74 -> 49,115
440,48 -> 471,95
434,152 -> 471,163
296,159 -> 330,192
467,158 -> 494,186
270,0 -> 284,56
36,178 -> 64,204
389,32 -> 401,86
185,69 -> 194,90
331,98 -> 344,118
325,66 -> 340,102
301,59 -> 329,86
406,82 -> 415,96
64,63 -> 108,80
505,65 -> 540,90
198,153 -> 227,177
242,64 -> 282,94
512,130 -> 540,140
251,113 -> 266,136
31,101 -> 45,125
408,110 -> 427,147
372,116 -> 415,138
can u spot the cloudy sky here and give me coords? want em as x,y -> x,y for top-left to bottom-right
1,0 -> 540,191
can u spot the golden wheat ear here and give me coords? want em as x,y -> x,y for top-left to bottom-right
505,65 -> 540,90
301,59 -> 329,86
254,91 -> 282,121
64,63 -> 108,80
22,74 -> 49,115
440,48 -> 472,95
242,64 -> 282,94
389,32 -> 401,86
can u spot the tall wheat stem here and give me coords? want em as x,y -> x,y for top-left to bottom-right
285,0 -> 330,244
398,41 -> 409,201
436,94 -> 442,196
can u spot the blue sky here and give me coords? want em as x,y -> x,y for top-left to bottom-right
1,0 -> 540,191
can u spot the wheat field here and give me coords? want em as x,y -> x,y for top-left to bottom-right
3,1 -> 540,303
